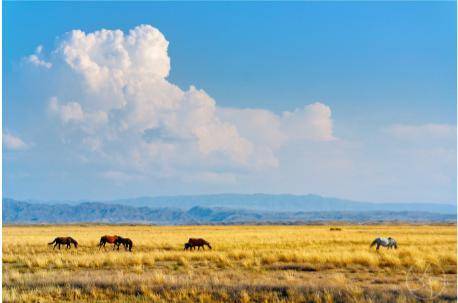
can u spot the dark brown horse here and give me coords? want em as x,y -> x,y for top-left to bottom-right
186,238 -> 212,250
48,237 -> 78,250
114,236 -> 133,252
99,235 -> 119,250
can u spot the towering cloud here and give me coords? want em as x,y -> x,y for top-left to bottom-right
28,25 -> 336,182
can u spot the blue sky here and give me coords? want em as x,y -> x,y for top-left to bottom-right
3,2 -> 456,203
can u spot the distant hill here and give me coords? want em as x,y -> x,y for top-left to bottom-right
110,194 -> 456,213
3,198 -> 456,224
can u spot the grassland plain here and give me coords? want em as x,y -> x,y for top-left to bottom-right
2,224 -> 457,302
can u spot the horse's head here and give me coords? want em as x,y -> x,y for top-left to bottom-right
72,239 -> 78,248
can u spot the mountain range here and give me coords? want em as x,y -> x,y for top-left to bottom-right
3,194 -> 456,224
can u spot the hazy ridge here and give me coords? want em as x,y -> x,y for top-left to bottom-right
3,195 -> 456,224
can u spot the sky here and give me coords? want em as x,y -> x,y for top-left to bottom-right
3,2 -> 456,203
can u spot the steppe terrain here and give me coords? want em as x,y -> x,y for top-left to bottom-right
3,225 -> 456,302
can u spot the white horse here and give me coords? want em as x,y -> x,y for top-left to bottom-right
370,237 -> 397,250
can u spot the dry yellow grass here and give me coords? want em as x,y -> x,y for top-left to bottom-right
3,224 -> 457,302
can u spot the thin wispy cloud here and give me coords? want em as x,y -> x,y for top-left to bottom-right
3,132 -> 29,151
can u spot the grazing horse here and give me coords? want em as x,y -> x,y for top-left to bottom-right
186,238 -> 212,250
99,235 -> 119,250
370,237 -> 397,250
114,236 -> 133,252
48,237 -> 78,250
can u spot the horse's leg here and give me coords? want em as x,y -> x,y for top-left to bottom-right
58,243 -> 61,250
53,243 -> 58,250
376,243 -> 380,250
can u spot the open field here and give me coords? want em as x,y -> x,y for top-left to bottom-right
3,225 -> 457,302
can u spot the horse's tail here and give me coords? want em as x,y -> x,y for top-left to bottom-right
370,239 -> 378,248
48,238 -> 56,245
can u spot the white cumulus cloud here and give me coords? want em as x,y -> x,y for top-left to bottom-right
25,45 -> 52,69
281,103 -> 335,142
3,132 -> 28,151
35,25 -> 336,183
218,102 -> 336,150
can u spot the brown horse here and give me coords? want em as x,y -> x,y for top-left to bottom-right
99,235 -> 119,250
48,237 -> 78,250
186,238 -> 212,250
114,236 -> 133,252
